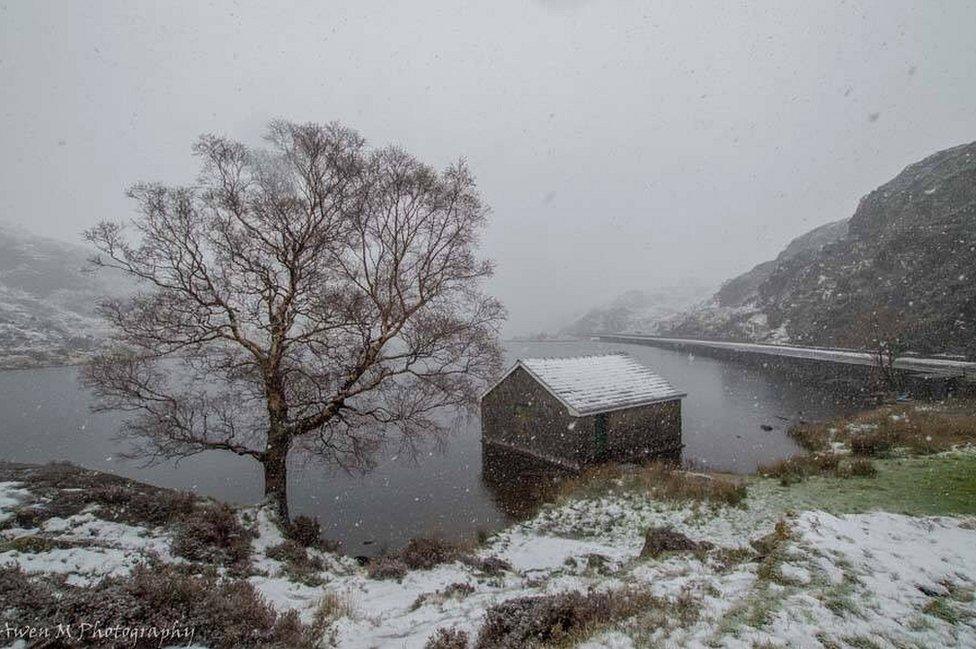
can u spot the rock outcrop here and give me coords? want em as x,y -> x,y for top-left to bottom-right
663,141 -> 976,356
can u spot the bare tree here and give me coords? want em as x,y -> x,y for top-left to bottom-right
83,120 -> 505,523
864,306 -> 908,393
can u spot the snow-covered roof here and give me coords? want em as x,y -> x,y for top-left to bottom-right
484,353 -> 685,417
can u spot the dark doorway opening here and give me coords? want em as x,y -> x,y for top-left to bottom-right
594,413 -> 608,461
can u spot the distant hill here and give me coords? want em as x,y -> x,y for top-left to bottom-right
561,282 -> 712,336
0,223 -> 126,369
661,140 -> 976,357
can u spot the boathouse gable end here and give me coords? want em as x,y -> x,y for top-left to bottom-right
481,365 -> 592,467
480,354 -> 685,469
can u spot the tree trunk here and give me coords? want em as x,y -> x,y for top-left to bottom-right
263,437 -> 290,523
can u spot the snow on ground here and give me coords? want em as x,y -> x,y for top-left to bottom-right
2,478 -> 975,647
0,506 -> 176,587
0,482 -> 31,524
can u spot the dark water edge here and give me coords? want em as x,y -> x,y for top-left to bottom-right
0,340 -> 862,554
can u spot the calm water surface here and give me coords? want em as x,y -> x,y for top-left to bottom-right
0,340 -> 860,553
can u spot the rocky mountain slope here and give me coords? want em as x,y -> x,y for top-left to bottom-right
662,141 -> 976,357
0,223 -> 125,369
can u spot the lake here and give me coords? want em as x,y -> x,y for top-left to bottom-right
0,340 -> 861,554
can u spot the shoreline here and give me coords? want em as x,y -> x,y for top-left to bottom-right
2,449 -> 974,648
2,401 -> 975,647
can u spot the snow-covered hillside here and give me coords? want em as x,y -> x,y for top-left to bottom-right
0,223 -> 126,369
561,283 -> 713,336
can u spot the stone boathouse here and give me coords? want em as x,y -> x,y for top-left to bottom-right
480,354 -> 686,469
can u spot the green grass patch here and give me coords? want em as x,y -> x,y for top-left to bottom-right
749,452 -> 976,517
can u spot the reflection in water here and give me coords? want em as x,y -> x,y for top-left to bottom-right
480,442 -> 683,521
480,443 -> 571,519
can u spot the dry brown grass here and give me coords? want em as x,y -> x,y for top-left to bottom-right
788,400 -> 976,457
553,462 -> 746,507
311,591 -> 356,630
757,453 -> 877,485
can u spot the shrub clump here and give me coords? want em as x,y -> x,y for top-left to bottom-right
849,430 -> 896,457
266,540 -> 326,586
460,555 -> 512,576
370,536 -> 495,580
92,484 -> 199,527
367,556 -> 409,581
474,588 -> 656,648
2,535 -> 74,553
172,503 -> 254,570
283,514 -> 339,552
412,582 -> 477,611
640,526 -> 713,559
400,537 -> 462,570
0,563 -> 317,648
287,515 -> 322,545
426,627 -> 470,649
0,462 -> 199,528
923,597 -> 961,624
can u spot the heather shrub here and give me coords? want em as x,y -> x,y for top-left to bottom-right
92,484 -> 198,527
460,555 -> 512,576
172,503 -> 253,569
3,535 -> 70,553
0,563 -> 317,648
786,422 -> 832,452
267,540 -> 325,586
0,564 -> 51,620
11,505 -> 44,529
412,582 -> 477,611
400,537 -> 462,570
640,527 -> 713,559
3,462 -> 198,528
367,556 -> 409,580
426,627 -> 470,649
474,588 -> 657,648
286,515 -> 325,548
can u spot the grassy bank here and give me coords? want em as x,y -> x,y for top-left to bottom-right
752,451 -> 976,517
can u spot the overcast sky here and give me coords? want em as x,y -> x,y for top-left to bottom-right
2,1 -> 974,334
